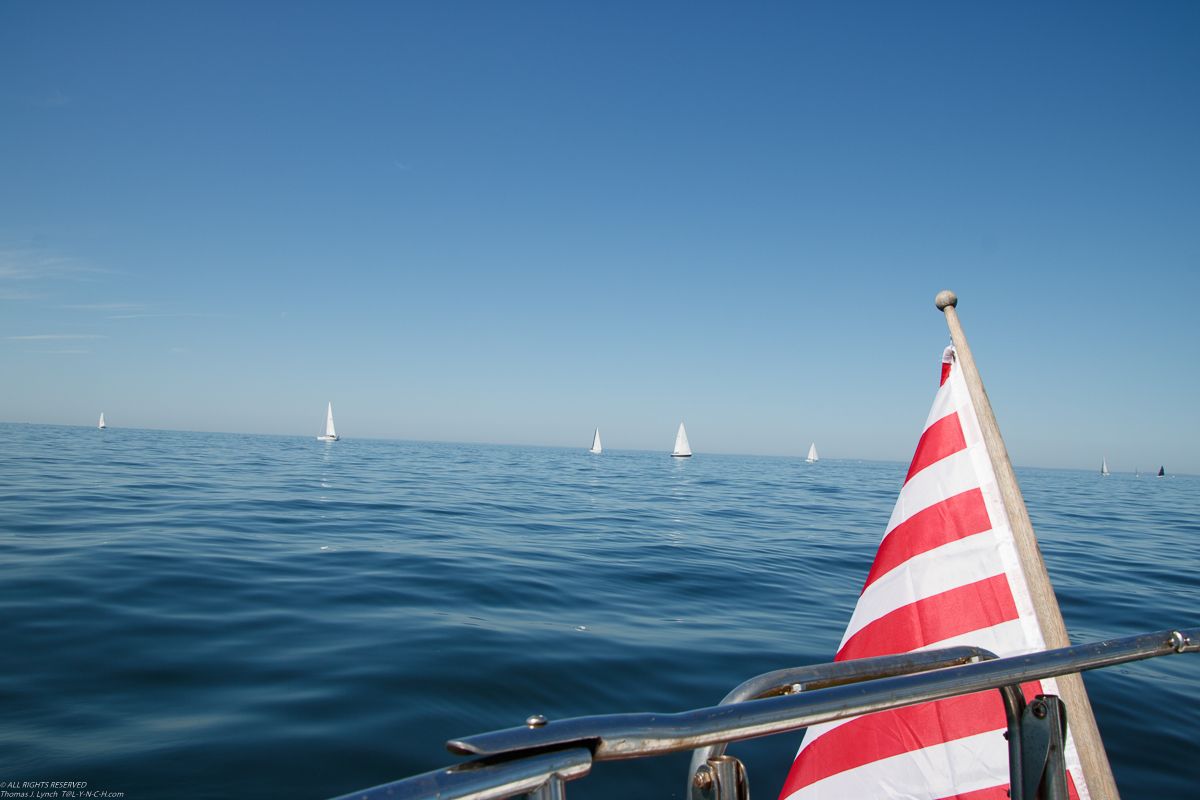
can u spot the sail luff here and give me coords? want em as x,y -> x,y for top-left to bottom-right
590,429 -> 602,453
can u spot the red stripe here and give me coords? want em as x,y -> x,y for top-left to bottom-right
941,361 -> 952,386
837,574 -> 1019,662
862,489 -> 992,593
946,789 -> 1010,800
905,413 -> 967,484
782,681 -> 1048,796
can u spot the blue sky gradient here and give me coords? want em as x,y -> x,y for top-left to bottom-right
2,3 -> 1197,471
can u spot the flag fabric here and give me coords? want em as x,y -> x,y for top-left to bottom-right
778,346 -> 1090,800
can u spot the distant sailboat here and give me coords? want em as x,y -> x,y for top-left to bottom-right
589,428 -> 602,454
317,402 -> 339,442
806,443 -> 818,463
1101,458 -> 1109,476
1135,466 -> 1139,477
97,412 -> 106,429
671,424 -> 691,458
1158,466 -> 1165,477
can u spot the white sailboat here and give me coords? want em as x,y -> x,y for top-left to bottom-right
317,402 -> 339,442
805,443 -> 818,463
1101,458 -> 1109,476
589,429 -> 602,454
98,412 -> 106,429
671,423 -> 691,458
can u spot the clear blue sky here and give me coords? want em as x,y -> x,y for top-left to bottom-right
2,2 -> 1197,472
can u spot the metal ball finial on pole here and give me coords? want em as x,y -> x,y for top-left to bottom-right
935,291 -> 1120,800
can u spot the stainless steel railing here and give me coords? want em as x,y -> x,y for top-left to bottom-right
328,627 -> 1199,800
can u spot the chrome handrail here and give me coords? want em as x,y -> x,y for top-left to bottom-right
328,627 -> 1199,800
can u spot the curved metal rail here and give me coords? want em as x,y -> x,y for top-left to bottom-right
328,627 -> 1199,800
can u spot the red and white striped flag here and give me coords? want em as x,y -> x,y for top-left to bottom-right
778,346 -> 1090,800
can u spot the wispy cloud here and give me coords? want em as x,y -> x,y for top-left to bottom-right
1,89 -> 71,107
0,288 -> 44,300
0,248 -> 105,282
56,302 -> 145,310
5,334 -> 105,340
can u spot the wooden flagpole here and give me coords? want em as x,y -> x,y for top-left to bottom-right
935,290 -> 1120,800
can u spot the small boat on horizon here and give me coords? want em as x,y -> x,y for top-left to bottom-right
589,429 -> 602,454
1101,458 -> 1109,476
806,443 -> 818,463
317,403 -> 340,442
98,412 -> 106,430
1159,466 -> 1166,477
671,424 -> 691,458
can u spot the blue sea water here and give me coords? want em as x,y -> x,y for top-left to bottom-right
0,423 -> 1196,800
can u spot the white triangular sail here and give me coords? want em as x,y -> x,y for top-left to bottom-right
318,402 -> 339,441
1101,458 -> 1109,476
806,443 -> 818,463
98,412 -> 106,429
590,428 -> 602,453
672,423 -> 691,457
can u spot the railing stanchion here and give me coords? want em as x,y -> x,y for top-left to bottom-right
523,774 -> 566,800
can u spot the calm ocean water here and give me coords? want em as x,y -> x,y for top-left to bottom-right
1,423 -> 1196,800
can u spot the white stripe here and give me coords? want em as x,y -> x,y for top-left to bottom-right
912,618 -> 1037,658
785,730 -> 1009,800
948,366 -> 984,451
921,377 -> 961,433
885,449 -> 981,534
840,533 -> 1005,644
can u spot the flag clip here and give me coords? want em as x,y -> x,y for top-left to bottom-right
1019,695 -> 1069,800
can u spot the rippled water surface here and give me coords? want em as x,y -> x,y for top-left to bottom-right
1,423 -> 1196,799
